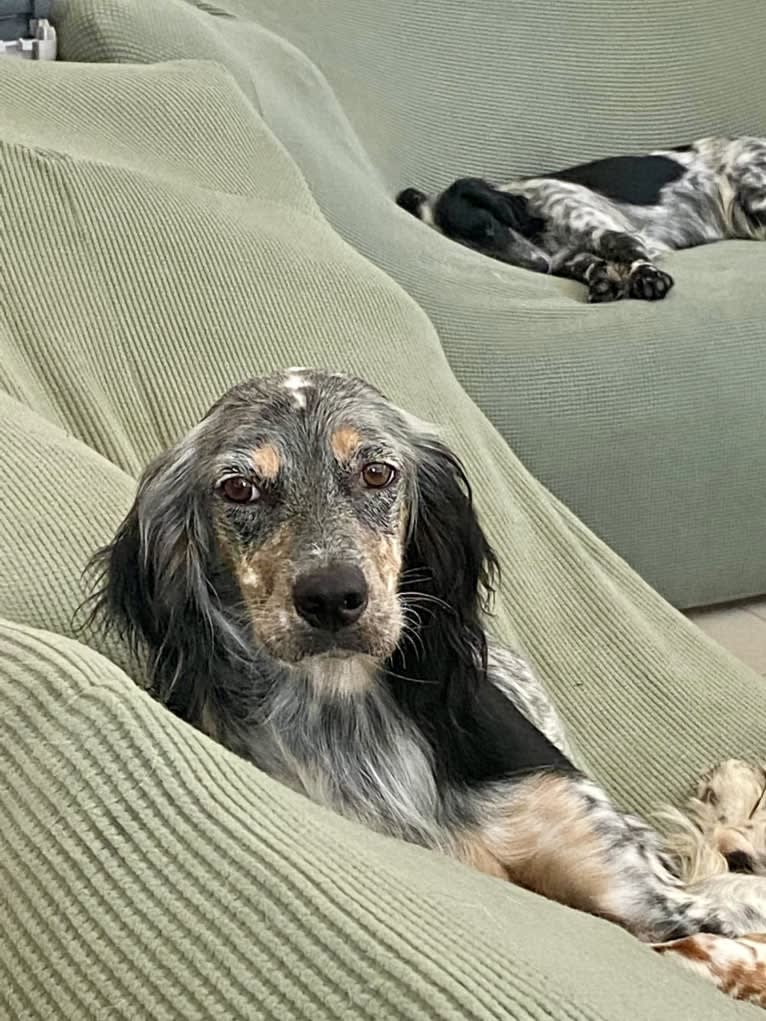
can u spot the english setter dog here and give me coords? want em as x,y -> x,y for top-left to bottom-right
89,370 -> 766,1007
396,136 -> 766,302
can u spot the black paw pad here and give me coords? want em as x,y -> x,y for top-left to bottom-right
628,264 -> 674,301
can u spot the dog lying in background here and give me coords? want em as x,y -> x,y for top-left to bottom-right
89,369 -> 766,1007
397,136 -> 766,302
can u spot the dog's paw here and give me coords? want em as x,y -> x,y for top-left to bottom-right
585,263 -> 626,303
628,262 -> 674,301
653,931 -> 766,1007
696,760 -> 766,872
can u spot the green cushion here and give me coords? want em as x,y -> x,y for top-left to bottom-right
57,0 -> 766,608
0,2 -> 762,1016
3,618 -> 749,1020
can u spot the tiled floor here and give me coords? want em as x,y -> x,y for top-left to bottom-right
685,598 -> 766,675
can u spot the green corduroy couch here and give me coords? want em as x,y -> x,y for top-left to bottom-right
1,2 -> 765,1018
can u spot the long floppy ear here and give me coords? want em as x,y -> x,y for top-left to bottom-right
84,442 -> 242,722
437,178 -> 545,239
492,190 -> 545,238
391,434 -> 498,720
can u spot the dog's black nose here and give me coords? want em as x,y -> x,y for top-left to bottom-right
293,565 -> 369,631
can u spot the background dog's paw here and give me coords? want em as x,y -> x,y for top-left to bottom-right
586,263 -> 625,303
628,263 -> 674,301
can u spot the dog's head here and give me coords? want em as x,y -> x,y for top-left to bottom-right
396,177 -> 549,274
88,370 -> 497,718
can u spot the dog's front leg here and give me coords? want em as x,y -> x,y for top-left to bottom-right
593,230 -> 674,302
556,231 -> 674,303
454,771 -> 766,942
555,251 -> 627,303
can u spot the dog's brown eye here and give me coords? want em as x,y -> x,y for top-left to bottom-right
361,463 -> 396,489
218,476 -> 258,503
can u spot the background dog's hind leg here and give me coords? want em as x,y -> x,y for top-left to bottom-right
727,138 -> 766,234
653,930 -> 766,1007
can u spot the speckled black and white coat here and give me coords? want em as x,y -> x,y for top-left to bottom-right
397,136 -> 766,302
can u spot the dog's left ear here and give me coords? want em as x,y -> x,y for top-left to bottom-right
407,438 -> 496,614
395,435 -> 498,713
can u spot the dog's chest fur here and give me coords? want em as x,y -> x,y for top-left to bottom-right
205,644 -> 576,847
218,658 -> 445,844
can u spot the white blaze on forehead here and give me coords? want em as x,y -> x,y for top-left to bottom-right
282,368 -> 313,409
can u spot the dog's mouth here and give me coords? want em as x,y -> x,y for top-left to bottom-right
260,622 -> 397,667
258,624 -> 377,665
284,628 -> 375,662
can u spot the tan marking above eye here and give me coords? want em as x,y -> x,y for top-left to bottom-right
251,444 -> 280,480
330,426 -> 361,463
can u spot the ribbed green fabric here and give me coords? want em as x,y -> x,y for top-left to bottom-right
54,0 -> 766,607
219,0 -> 766,186
1,619 -> 756,1020
0,3 -> 762,1015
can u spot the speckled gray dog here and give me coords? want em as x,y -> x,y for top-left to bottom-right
397,136 -> 766,302
90,369 -> 766,965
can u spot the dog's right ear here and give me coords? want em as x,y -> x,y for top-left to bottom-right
92,497 -> 151,652
84,442 -> 234,721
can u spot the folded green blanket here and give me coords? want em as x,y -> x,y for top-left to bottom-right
0,2 -> 762,1017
